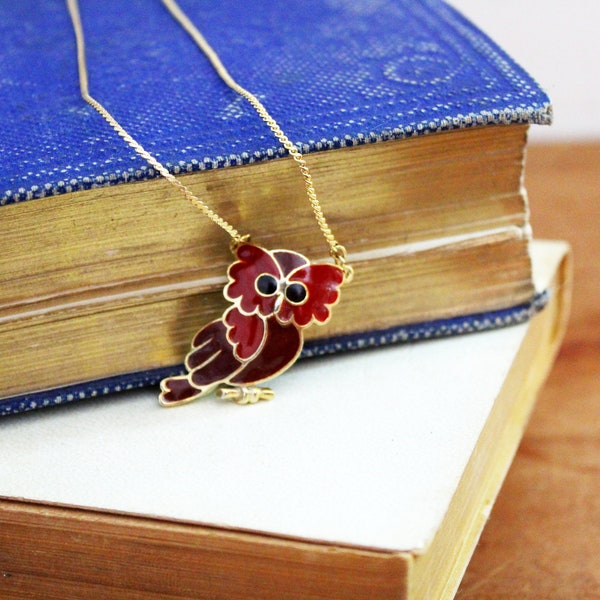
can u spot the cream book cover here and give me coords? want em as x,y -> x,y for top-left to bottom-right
0,240 -> 570,599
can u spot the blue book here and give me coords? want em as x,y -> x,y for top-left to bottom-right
0,0 -> 551,414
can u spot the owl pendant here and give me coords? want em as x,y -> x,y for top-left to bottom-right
159,243 -> 344,406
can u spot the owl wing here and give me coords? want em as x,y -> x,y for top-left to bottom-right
160,319 -> 243,406
224,306 -> 266,361
185,320 -> 243,388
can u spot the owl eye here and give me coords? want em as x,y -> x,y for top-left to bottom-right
285,282 -> 308,305
256,273 -> 279,296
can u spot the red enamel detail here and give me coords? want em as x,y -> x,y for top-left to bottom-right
184,320 -> 242,386
272,250 -> 308,276
224,306 -> 266,361
225,244 -> 281,316
278,263 -> 344,327
160,244 -> 346,404
230,317 -> 302,385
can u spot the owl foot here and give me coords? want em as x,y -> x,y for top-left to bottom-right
216,386 -> 275,405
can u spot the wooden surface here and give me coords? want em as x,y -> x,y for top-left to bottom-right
458,143 -> 600,599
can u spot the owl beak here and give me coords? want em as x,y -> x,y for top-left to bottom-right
273,292 -> 284,314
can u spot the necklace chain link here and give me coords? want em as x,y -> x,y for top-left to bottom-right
66,0 -> 353,282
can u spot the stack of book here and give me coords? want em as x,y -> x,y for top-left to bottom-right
0,0 -> 552,413
0,239 -> 571,599
0,1 -> 571,598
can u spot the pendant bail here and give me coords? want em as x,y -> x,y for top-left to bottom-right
230,233 -> 252,255
330,243 -> 354,283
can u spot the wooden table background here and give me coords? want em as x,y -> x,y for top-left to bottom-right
458,144 -> 600,599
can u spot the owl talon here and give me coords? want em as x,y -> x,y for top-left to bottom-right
216,386 -> 275,405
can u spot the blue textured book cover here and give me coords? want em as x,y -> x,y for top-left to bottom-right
1,0 -> 550,204
0,0 -> 551,414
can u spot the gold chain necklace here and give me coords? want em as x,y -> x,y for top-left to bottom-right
66,0 -> 353,406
